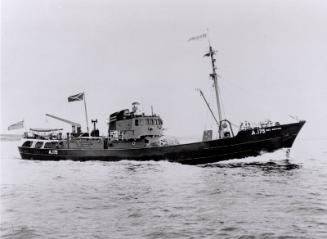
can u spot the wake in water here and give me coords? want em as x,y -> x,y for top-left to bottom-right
202,159 -> 301,172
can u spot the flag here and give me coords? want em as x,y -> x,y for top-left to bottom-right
8,120 -> 24,130
68,92 -> 84,102
188,33 -> 207,42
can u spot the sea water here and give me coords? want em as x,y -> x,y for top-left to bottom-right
1,139 -> 327,239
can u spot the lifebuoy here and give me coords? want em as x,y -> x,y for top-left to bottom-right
132,142 -> 136,146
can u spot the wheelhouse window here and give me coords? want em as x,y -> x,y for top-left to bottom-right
35,142 -> 43,149
138,119 -> 143,126
22,141 -> 33,148
135,119 -> 139,126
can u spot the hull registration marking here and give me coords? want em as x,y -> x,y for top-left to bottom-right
49,149 -> 58,155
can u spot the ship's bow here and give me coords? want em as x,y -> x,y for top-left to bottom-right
281,120 -> 305,148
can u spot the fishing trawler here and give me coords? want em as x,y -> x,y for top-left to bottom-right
18,43 -> 305,165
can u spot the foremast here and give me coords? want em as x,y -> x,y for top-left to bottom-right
205,44 -> 224,138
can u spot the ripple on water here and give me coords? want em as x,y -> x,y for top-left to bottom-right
1,140 -> 327,239
1,226 -> 40,239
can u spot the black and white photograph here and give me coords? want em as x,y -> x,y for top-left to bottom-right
1,0 -> 327,238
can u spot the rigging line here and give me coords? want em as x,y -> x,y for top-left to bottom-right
205,82 -> 216,137
208,79 -> 214,127
209,81 -> 215,117
217,81 -> 226,119
215,83 -> 240,131
212,70 -> 226,120
209,85 -> 218,138
209,77 -> 218,122
208,86 -> 215,129
222,79 -> 272,117
198,88 -> 219,126
211,87 -> 218,119
210,51 -> 226,121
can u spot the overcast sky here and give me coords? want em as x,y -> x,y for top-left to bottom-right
1,0 -> 327,140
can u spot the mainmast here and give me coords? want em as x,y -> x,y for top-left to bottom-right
205,44 -> 223,138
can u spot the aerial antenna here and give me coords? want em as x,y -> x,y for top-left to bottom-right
206,28 -> 211,47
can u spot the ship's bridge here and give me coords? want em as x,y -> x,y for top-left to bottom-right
108,103 -> 163,140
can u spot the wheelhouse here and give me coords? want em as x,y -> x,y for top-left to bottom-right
108,103 -> 164,141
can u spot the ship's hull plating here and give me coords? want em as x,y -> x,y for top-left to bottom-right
18,122 -> 305,165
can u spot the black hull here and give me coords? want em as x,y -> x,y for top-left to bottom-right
18,122 -> 305,165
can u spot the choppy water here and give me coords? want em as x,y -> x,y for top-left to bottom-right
1,139 -> 327,239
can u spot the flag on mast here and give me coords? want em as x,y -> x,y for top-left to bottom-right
67,92 -> 89,133
8,120 -> 24,130
188,33 -> 207,42
68,92 -> 84,102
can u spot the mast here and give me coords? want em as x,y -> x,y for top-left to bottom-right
205,44 -> 223,138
